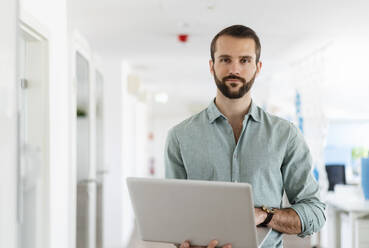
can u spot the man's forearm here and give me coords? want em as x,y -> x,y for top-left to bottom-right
268,208 -> 302,234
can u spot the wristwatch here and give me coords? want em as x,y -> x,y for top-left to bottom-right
257,205 -> 275,227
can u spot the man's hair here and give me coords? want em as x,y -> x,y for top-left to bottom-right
210,25 -> 261,63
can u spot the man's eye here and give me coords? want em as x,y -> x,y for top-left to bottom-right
241,59 -> 249,64
220,58 -> 230,63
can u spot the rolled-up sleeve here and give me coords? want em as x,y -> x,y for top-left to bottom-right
165,127 -> 187,179
281,124 -> 326,237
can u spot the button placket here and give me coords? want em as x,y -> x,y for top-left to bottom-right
232,147 -> 238,181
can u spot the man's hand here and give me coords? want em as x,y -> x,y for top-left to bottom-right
254,207 -> 267,226
175,239 -> 232,248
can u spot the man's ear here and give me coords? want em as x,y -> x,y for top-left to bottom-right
255,61 -> 262,76
209,59 -> 214,75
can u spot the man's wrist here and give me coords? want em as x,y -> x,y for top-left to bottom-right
257,206 -> 275,227
255,208 -> 267,226
259,210 -> 268,225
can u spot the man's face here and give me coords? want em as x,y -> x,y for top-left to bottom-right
210,35 -> 262,99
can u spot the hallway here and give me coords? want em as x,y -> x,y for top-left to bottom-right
2,0 -> 369,248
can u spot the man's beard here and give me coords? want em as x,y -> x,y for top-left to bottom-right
213,69 -> 257,99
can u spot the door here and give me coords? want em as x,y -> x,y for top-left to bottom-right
95,70 -> 104,248
18,24 -> 49,248
76,51 -> 96,248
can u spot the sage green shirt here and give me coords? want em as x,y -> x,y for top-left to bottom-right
164,99 -> 326,248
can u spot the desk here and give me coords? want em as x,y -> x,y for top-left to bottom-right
323,186 -> 369,248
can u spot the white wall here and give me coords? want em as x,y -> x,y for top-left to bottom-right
121,91 -> 138,247
150,113 -> 191,179
0,0 -> 18,247
102,58 -> 124,248
326,121 -> 369,147
101,59 -> 150,248
120,63 -> 151,247
19,0 -> 71,247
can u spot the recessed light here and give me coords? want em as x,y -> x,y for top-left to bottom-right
155,92 -> 168,103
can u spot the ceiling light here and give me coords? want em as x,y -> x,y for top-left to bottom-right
155,93 -> 168,103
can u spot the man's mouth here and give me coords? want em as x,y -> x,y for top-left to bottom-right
223,75 -> 245,84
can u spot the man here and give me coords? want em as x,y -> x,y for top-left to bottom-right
165,25 -> 326,248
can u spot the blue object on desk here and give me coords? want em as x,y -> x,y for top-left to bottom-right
325,164 -> 346,191
362,158 -> 369,200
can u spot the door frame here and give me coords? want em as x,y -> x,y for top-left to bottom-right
18,11 -> 50,248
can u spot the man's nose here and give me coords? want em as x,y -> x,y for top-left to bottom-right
228,61 -> 241,75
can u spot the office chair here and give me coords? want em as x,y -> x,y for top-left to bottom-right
325,164 -> 346,191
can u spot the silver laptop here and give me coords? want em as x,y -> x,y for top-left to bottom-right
127,177 -> 271,248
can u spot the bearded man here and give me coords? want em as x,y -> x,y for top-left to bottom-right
165,25 -> 326,248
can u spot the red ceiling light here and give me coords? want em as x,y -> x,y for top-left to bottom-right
178,34 -> 188,43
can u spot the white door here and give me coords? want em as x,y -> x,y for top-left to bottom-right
0,0 -> 18,247
18,25 -> 49,248
95,70 -> 104,248
76,52 -> 96,248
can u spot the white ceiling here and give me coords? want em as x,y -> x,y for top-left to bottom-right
69,0 -> 369,118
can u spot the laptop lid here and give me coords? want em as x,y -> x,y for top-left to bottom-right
127,177 -> 270,248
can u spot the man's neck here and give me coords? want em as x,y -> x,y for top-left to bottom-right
214,91 -> 252,121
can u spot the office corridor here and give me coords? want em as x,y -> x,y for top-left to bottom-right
2,0 -> 369,248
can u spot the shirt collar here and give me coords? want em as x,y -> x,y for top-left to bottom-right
207,99 -> 226,123
207,98 -> 261,124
